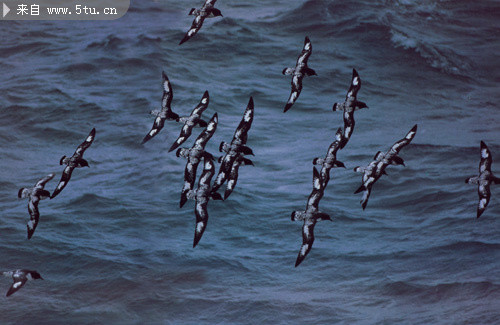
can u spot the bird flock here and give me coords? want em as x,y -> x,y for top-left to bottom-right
4,0 -> 498,296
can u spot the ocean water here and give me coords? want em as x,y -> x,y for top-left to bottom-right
1,0 -> 499,323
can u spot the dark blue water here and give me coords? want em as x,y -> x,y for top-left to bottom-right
1,0 -> 499,323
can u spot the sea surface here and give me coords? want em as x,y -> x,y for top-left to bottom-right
1,0 -> 499,324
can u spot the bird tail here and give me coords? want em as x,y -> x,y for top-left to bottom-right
211,192 -> 223,201
354,184 -> 366,194
334,160 -> 345,168
314,212 -> 331,221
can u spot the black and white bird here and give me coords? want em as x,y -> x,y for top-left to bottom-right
312,127 -> 345,188
353,151 -> 386,210
221,155 -> 254,200
465,141 -> 500,218
291,167 -> 332,267
187,154 -> 223,247
179,0 -> 223,45
142,71 -> 180,144
169,91 -> 209,153
283,36 -> 317,112
177,113 -> 218,208
212,97 -> 254,196
2,269 -> 43,297
332,69 -> 368,148
354,125 -> 417,210
18,173 -> 55,239
51,128 -> 96,199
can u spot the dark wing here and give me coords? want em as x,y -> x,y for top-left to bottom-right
198,154 -> 216,187
50,166 -> 74,199
346,68 -> 361,100
203,0 -> 217,9
179,15 -> 205,45
284,75 -> 302,112
232,97 -> 254,145
295,218 -> 316,267
296,36 -> 312,66
327,127 -> 343,155
6,277 -> 27,297
194,113 -> 218,150
142,115 -> 165,144
27,196 -> 40,239
180,161 -> 200,208
479,141 -> 492,173
360,184 -> 372,210
191,91 -> 210,117
224,160 -> 241,200
306,167 -> 324,211
387,124 -> 418,157
477,182 -> 491,218
73,128 -> 96,158
35,173 -> 55,190
193,197 -> 209,248
161,71 -> 173,111
169,122 -> 194,153
341,110 -> 355,149
192,156 -> 216,247
211,153 -> 237,193
373,151 -> 385,161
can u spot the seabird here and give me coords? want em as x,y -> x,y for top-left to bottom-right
179,0 -> 223,45
291,167 -> 332,267
142,71 -> 180,144
465,141 -> 500,218
212,97 -> 254,195
18,173 -> 55,239
223,155 -> 254,200
51,128 -> 96,199
2,269 -> 43,297
283,36 -> 316,112
169,91 -> 210,153
332,69 -> 368,148
353,151 -> 386,210
312,127 -> 345,188
177,113 -> 218,208
354,124 -> 417,209
187,154 -> 223,247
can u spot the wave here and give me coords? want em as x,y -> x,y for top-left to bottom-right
57,62 -> 99,73
431,240 -> 500,253
388,27 -> 474,76
381,280 -> 500,299
0,41 -> 53,58
86,34 -> 124,50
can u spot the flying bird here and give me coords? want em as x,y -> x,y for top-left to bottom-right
169,91 -> 209,153
332,69 -> 368,148
179,0 -> 223,45
142,71 -> 180,144
465,141 -> 500,218
291,167 -> 332,267
187,154 -> 223,247
18,173 -> 55,239
51,128 -> 96,199
222,155 -> 254,200
282,36 -> 316,112
2,269 -> 43,297
354,125 -> 417,209
312,127 -> 345,188
177,113 -> 218,208
212,97 -> 254,195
